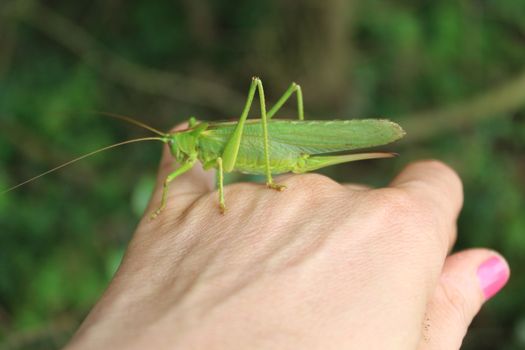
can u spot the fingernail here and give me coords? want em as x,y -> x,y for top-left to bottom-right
477,256 -> 510,300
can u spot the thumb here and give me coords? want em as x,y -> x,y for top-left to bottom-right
419,249 -> 510,350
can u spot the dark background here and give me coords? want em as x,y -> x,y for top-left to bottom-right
1,0 -> 525,349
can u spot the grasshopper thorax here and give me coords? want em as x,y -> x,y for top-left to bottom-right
168,121 -> 209,162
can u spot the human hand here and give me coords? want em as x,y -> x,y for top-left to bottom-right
65,141 -> 510,350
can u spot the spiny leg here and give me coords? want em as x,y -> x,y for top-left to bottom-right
150,161 -> 195,220
221,78 -> 258,172
254,79 -> 286,191
267,82 -> 304,120
216,157 -> 226,213
222,77 -> 285,191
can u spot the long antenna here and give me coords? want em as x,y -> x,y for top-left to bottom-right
1,136 -> 166,194
92,111 -> 167,136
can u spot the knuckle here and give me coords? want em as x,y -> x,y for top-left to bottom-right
278,174 -> 343,209
368,188 -> 449,251
368,188 -> 418,220
405,159 -> 452,174
427,159 -> 461,181
435,279 -> 472,327
420,159 -> 457,176
413,160 -> 463,199
285,173 -> 341,192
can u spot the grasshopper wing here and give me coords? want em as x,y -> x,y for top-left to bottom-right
197,119 -> 404,174
203,119 -> 404,155
263,119 -> 405,154
198,119 -> 404,174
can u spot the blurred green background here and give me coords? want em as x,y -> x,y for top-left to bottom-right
0,0 -> 524,348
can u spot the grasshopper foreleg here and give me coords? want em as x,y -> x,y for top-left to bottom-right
150,160 -> 195,220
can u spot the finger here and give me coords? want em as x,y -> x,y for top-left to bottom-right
390,160 -> 463,218
419,249 -> 510,349
344,183 -> 371,191
389,160 -> 463,249
155,123 -> 215,196
275,173 -> 371,192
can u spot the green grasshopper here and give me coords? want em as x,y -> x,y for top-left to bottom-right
3,77 -> 405,218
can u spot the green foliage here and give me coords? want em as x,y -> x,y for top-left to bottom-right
0,0 -> 524,348
130,174 -> 155,217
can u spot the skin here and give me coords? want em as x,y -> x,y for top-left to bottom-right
65,131 -> 509,350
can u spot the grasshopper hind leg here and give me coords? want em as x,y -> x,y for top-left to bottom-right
216,157 -> 226,214
267,182 -> 286,191
267,82 -> 304,120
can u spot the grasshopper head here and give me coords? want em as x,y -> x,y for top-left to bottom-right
168,122 -> 208,161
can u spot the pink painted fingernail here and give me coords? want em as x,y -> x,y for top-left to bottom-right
477,256 -> 510,300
